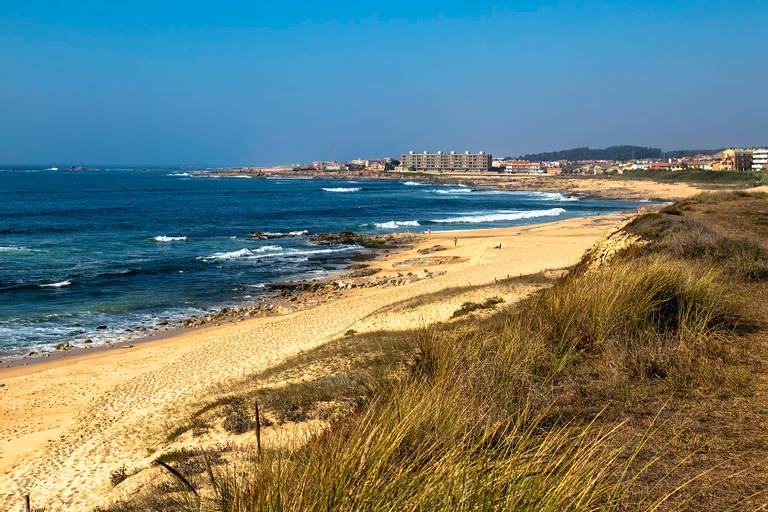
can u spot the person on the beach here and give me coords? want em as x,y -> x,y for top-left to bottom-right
454,237 -> 457,247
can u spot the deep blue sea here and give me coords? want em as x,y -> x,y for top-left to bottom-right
0,168 -> 646,357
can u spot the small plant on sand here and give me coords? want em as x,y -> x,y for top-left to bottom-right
451,296 -> 504,317
110,465 -> 129,487
222,400 -> 253,434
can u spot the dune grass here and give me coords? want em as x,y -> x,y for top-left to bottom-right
161,254 -> 744,511
101,192 -> 768,512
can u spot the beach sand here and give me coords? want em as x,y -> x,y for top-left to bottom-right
0,210 -> 655,510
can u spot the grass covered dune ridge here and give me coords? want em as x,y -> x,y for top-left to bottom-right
103,191 -> 768,512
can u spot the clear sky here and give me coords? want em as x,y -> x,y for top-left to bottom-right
1,1 -> 766,166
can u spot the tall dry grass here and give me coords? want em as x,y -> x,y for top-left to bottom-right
164,254 -> 741,512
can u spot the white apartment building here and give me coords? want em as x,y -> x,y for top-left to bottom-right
753,148 -> 768,171
401,151 -> 492,172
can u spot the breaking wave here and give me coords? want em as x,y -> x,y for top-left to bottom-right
431,208 -> 566,224
321,187 -> 361,193
200,245 -> 354,262
435,188 -> 473,194
370,220 -> 421,229
153,236 -> 187,242
261,230 -> 309,237
39,280 -> 72,288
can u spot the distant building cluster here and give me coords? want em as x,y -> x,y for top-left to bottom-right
279,146 -> 767,177
297,157 -> 395,173
491,147 -> 768,175
398,151 -> 493,172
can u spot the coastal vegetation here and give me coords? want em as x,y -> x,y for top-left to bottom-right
619,168 -> 765,186
517,146 -> 722,162
100,192 -> 768,511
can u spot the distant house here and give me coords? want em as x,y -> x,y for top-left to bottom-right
719,149 -> 754,171
502,160 -> 542,173
366,160 -> 391,172
546,166 -> 562,175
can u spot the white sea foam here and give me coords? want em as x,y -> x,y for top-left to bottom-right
371,220 -> 421,229
431,208 -> 566,224
168,172 -> 191,177
0,245 -> 29,252
200,245 -> 351,262
203,248 -> 255,260
224,175 -> 253,179
321,187 -> 361,192
530,191 -> 579,201
480,190 -> 579,201
39,280 -> 72,288
402,181 -> 426,186
153,235 -> 187,242
261,230 -> 309,237
434,188 -> 473,194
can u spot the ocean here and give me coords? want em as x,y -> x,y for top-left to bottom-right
0,168 -> 645,357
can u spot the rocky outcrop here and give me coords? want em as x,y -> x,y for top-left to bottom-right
417,245 -> 446,255
393,256 -> 462,267
311,232 -> 418,249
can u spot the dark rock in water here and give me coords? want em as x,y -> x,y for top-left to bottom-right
267,281 -> 312,292
312,231 -> 411,249
96,325 -> 108,330
28,351 -> 38,356
312,231 -> 358,244
157,320 -> 168,326
83,338 -> 93,344
55,341 -> 72,350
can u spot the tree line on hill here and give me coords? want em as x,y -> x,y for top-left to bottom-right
513,146 -> 722,162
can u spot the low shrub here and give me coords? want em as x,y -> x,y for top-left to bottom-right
451,296 -> 504,317
109,465 -> 129,487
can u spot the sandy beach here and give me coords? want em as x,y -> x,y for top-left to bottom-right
0,182 -> 702,510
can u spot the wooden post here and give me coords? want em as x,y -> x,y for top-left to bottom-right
254,400 -> 262,458
24,494 -> 30,512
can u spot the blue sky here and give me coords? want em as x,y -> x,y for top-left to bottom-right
1,1 -> 766,165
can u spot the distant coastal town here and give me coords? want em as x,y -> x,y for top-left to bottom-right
211,145 -> 768,177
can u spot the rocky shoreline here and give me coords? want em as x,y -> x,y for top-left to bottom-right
11,231 -> 430,363
176,232 -> 448,328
